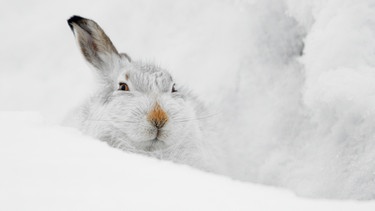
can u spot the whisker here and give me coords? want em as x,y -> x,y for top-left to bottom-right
85,119 -> 138,123
173,113 -> 220,122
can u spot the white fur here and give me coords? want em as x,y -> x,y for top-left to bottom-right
66,16 -> 221,171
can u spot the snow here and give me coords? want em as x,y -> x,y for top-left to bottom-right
2,0 -> 375,208
1,112 -> 374,210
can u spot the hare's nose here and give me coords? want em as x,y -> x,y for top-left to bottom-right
147,103 -> 168,129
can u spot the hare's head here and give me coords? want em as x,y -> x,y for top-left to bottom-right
68,16 -> 206,152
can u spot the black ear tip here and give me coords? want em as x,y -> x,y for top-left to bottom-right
67,15 -> 85,30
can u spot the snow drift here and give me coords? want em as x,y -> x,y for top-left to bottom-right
2,112 -> 375,210
1,0 -> 375,201
217,0 -> 375,199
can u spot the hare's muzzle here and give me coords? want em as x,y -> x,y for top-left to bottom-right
147,103 -> 168,129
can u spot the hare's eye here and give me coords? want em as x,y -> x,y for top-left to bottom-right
119,82 -> 129,91
172,84 -> 177,93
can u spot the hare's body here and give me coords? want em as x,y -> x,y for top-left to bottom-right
67,16 -> 219,170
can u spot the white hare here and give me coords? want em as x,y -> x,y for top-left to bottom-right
67,16 -> 220,170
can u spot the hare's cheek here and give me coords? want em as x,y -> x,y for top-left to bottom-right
125,123 -> 156,142
162,122 -> 185,141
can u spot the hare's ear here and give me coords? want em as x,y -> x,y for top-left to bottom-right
67,16 -> 126,78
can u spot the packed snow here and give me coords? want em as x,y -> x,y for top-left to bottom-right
1,112 -> 374,210
1,0 -> 375,209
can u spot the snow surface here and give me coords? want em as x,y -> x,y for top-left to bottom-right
2,0 -> 375,208
1,112 -> 374,210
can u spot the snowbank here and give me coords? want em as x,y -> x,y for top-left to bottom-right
216,0 -> 375,199
1,112 -> 374,210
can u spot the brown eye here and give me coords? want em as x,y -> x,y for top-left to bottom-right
172,84 -> 177,93
119,82 -> 129,91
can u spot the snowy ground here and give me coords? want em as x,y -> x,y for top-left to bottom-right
1,112 -> 374,210
2,0 -> 375,209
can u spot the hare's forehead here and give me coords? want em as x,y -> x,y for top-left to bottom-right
118,69 -> 173,92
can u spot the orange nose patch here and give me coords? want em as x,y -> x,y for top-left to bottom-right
147,103 -> 168,129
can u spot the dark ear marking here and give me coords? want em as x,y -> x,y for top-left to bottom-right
67,15 -> 119,72
67,15 -> 84,32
